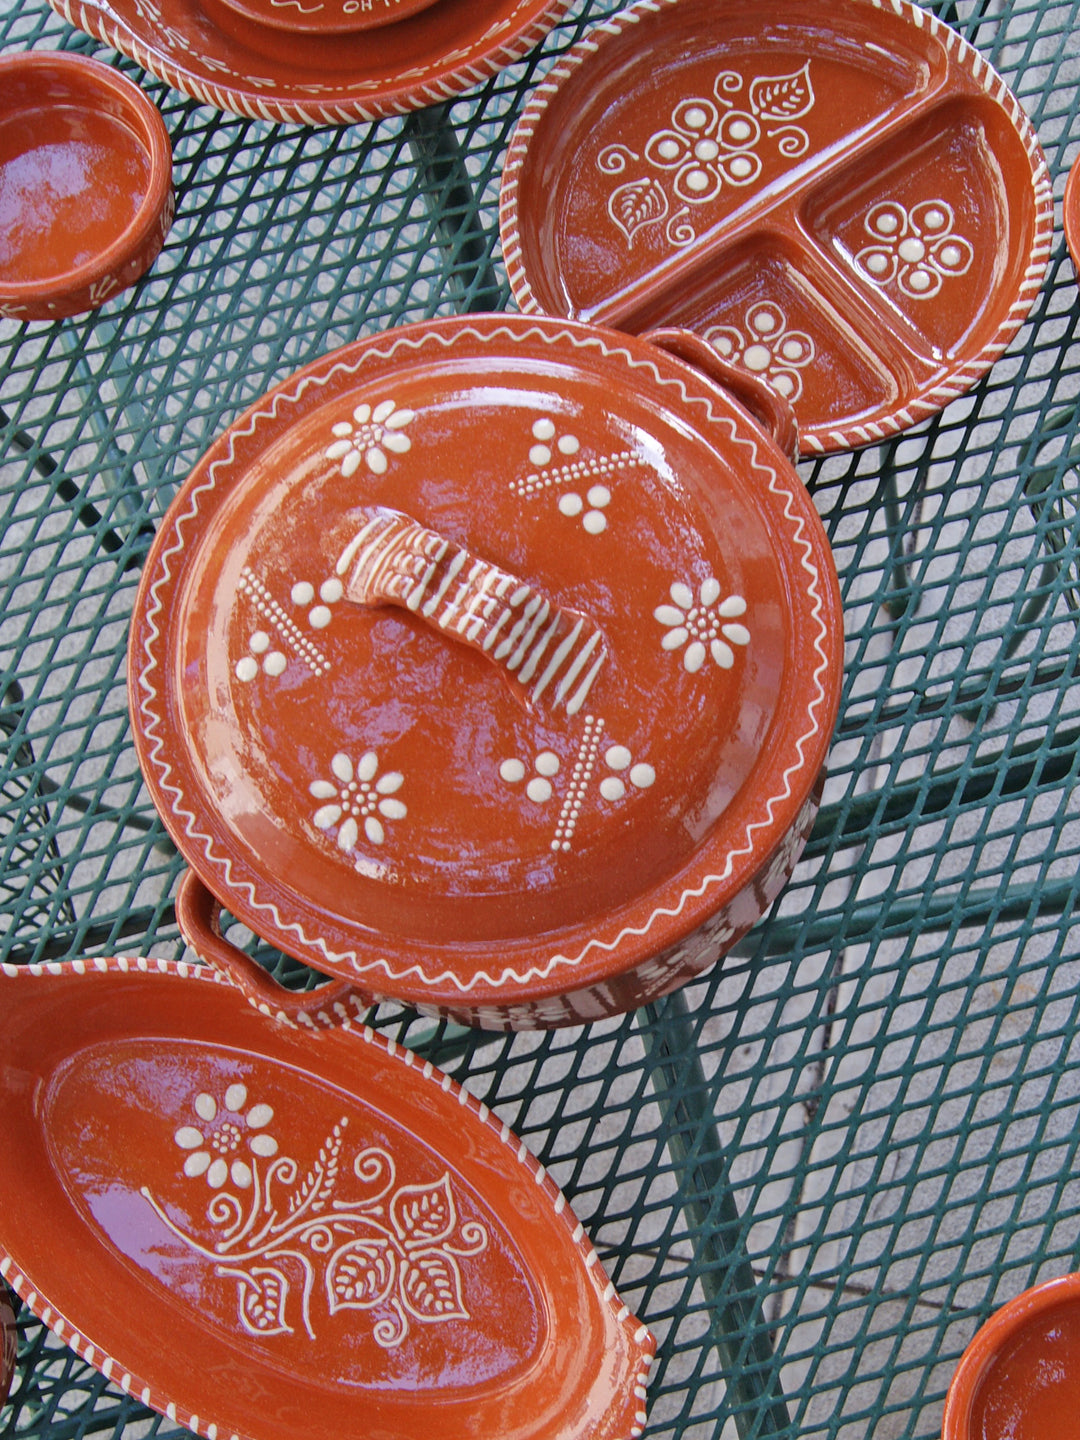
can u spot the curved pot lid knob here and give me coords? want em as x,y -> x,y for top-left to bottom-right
339,508 -> 607,717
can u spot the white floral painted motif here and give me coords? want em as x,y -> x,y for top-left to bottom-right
310,751 -> 406,850
500,716 -> 656,852
325,400 -> 415,478
855,199 -> 973,300
604,63 -> 815,248
511,415 -> 642,532
235,569 -> 332,683
704,302 -> 815,402
146,1101 -> 488,1346
173,1084 -> 279,1190
655,581 -> 750,673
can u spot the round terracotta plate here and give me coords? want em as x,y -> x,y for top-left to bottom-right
499,0 -> 1053,455
0,958 -> 653,1440
129,313 -> 843,1028
942,1273 -> 1080,1439
48,0 -> 570,125
213,0 -> 439,35
0,52 -> 173,322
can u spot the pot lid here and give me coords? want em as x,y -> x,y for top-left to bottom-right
130,314 -> 843,1017
498,0 -> 1053,455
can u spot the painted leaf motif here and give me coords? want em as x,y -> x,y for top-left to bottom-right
391,1175 -> 457,1249
749,63 -> 815,122
609,177 -> 669,246
400,1252 -> 469,1323
225,1265 -> 292,1337
326,1238 -> 396,1312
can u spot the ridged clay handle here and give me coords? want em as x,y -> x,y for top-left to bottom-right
335,507 -> 608,716
175,868 -> 364,1025
643,326 -> 800,462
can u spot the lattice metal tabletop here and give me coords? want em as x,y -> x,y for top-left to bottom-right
3,1 -> 1080,1437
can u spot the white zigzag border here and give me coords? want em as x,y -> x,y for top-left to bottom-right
498,0 -> 1054,456
134,319 -> 836,995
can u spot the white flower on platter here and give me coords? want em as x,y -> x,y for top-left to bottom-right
173,1084 -> 278,1190
310,751 -> 406,849
325,399 -> 415,478
655,580 -> 750,673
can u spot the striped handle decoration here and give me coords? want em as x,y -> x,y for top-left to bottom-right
336,508 -> 607,716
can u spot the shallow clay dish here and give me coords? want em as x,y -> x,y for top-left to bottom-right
0,958 -> 653,1440
129,313 -> 843,1030
0,52 -> 173,322
942,1273 -> 1080,1439
49,0 -> 570,125
499,0 -> 1053,455
213,0 -> 439,34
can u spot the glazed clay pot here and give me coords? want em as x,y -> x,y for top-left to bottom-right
129,313 -> 843,1029
0,52 -> 173,322
942,1274 -> 1080,1440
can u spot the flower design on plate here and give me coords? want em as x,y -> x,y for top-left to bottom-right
310,751 -> 406,848
325,399 -> 415,477
655,581 -> 750,673
854,199 -> 973,300
705,301 -> 815,401
173,1083 -> 279,1190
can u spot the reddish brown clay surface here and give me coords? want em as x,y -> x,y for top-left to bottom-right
0,52 -> 172,322
49,0 -> 571,124
214,0 -> 439,34
128,313 -> 843,1029
0,959 -> 654,1440
943,1275 -> 1080,1440
499,0 -> 1053,455
1065,156 -> 1080,279
0,1284 -> 15,1408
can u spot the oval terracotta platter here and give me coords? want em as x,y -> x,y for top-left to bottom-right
128,313 -> 843,1029
499,0 -> 1053,454
49,0 -> 571,125
0,958 -> 653,1440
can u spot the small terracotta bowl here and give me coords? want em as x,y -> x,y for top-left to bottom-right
208,0 -> 441,34
0,52 -> 173,323
0,1283 -> 15,1408
942,1274 -> 1080,1439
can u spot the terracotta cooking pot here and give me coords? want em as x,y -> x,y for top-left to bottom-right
129,313 -> 843,1029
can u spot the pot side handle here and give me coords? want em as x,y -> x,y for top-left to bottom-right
175,867 -> 365,1025
336,507 -> 608,716
643,327 -> 800,462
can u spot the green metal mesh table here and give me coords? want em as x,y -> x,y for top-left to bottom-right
3,1 -> 1080,1436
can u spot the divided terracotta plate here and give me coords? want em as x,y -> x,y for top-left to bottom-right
129,313 -> 843,1029
0,958 -> 653,1440
499,0 -> 1053,454
49,0 -> 571,125
0,52 -> 173,322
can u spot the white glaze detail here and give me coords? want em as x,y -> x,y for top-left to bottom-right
500,717 -> 656,852
704,303 -> 815,402
655,583 -> 749,672
855,199 -> 973,299
512,414 -> 640,532
325,400 -> 415,478
605,63 -> 815,247
310,750 -> 406,852
236,569 -> 332,681
145,1090 -> 488,1346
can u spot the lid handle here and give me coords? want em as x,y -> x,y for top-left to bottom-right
643,327 -> 800,462
335,507 -> 608,716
